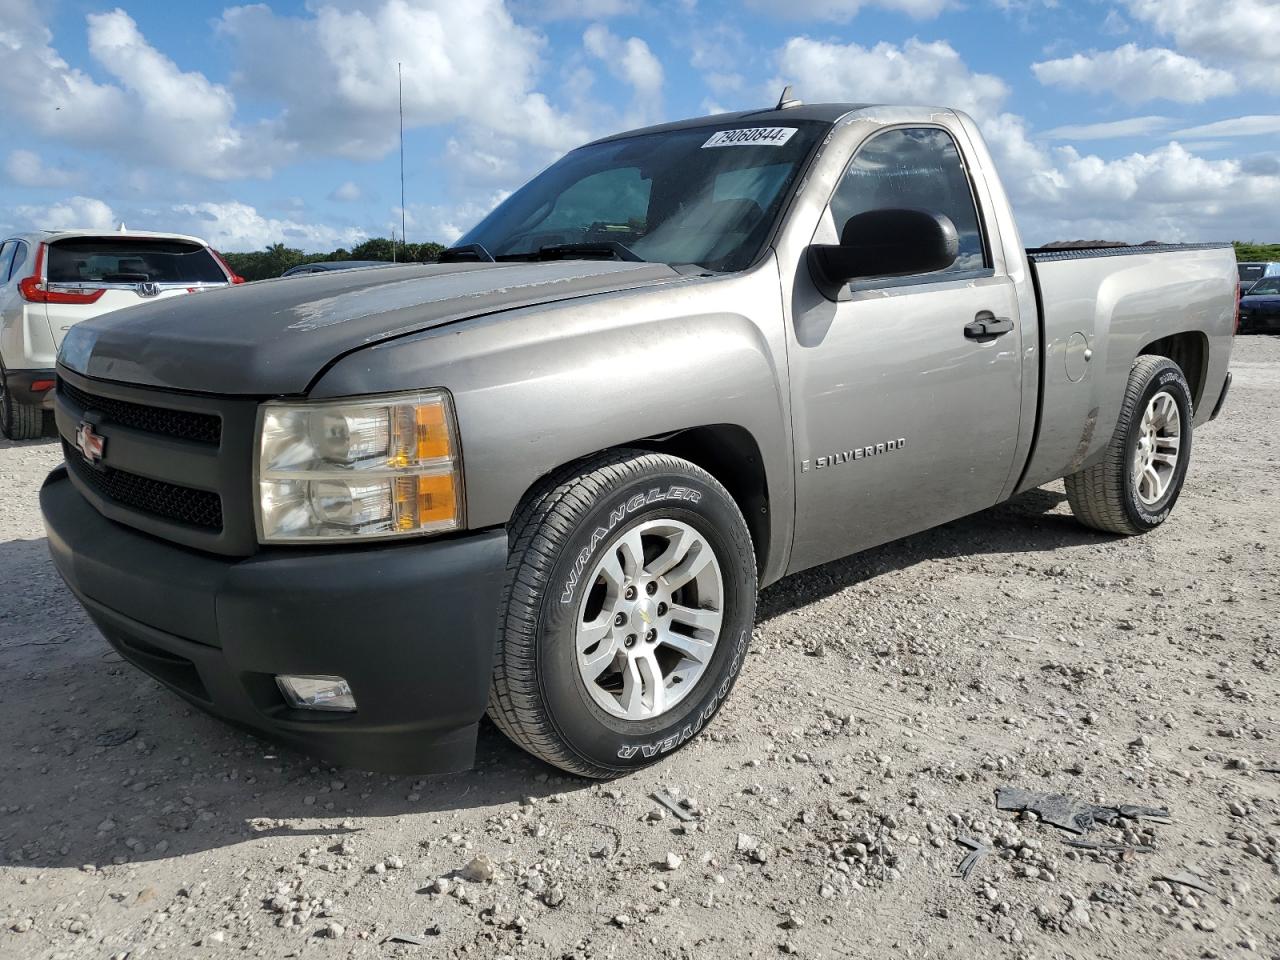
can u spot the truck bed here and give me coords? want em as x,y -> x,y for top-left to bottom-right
1016,241 -> 1237,493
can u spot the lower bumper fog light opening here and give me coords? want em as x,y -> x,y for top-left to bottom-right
276,675 -> 357,712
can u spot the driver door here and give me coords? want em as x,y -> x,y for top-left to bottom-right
787,125 -> 1024,572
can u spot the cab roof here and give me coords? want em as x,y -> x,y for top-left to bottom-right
585,102 -> 879,146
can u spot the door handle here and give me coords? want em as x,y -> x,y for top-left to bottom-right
964,312 -> 1014,340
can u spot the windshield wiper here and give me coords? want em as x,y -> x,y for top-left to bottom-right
500,241 -> 644,263
437,242 -> 495,263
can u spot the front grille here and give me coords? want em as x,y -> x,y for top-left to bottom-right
64,440 -> 223,531
59,380 -> 222,445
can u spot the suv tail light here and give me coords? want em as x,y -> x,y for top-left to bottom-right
18,244 -> 106,305
210,249 -> 245,284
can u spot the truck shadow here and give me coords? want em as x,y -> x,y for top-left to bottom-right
0,485 -> 1108,869
759,485 -> 1106,621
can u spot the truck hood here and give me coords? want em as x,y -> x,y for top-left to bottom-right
58,260 -> 685,395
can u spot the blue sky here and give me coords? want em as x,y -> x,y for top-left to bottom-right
1,0 -> 1276,251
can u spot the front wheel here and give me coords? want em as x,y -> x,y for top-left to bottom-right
488,450 -> 757,778
1065,355 -> 1193,536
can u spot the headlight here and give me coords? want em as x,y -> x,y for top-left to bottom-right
255,390 -> 462,543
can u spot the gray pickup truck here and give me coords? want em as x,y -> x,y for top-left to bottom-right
41,102 -> 1236,778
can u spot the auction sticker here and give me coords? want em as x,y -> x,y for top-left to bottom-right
702,127 -> 798,148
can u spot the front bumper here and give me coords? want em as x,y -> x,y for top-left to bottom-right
41,467 -> 508,774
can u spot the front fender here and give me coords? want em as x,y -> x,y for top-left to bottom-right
311,262 -> 794,585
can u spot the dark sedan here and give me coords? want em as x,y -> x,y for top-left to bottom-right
1239,276 -> 1280,334
280,259 -> 389,278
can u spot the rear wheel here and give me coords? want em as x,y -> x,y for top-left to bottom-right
488,450 -> 757,778
0,365 -> 46,441
1065,355 -> 1193,535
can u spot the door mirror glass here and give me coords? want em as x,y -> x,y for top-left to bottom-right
808,208 -> 959,294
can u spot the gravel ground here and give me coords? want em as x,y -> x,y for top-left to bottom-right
2,337 -> 1277,960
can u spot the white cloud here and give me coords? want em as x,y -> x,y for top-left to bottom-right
768,34 -> 1279,243
1032,44 -> 1236,104
514,0 -> 636,18
1041,116 -> 1173,140
1181,140 -> 1233,154
218,0 -> 585,160
172,201 -> 367,252
775,37 -> 1009,121
85,10 -> 277,178
4,149 -> 82,188
329,181 -> 364,203
16,196 -> 116,231
1170,116 -> 1280,139
12,193 -> 374,252
0,4 -> 277,180
1125,0 -> 1280,87
1024,142 -> 1280,241
746,0 -> 952,22
406,191 -> 511,245
1100,9 -> 1129,35
583,24 -> 664,124
442,134 -> 529,187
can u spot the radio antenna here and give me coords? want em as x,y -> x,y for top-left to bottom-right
776,85 -> 802,110
398,61 -> 407,261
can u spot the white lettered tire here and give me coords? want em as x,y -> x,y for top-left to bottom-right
487,450 -> 757,778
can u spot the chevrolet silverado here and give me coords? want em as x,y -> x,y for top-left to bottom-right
41,102 -> 1236,777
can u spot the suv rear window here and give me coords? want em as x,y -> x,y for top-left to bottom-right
48,238 -> 227,284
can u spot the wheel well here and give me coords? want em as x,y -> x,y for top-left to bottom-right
513,426 -> 772,574
1139,331 -> 1208,411
635,425 -> 770,571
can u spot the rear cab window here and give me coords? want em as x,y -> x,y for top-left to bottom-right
47,237 -> 228,286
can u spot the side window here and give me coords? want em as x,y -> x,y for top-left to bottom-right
0,241 -> 15,284
9,241 -> 28,280
829,127 -> 989,277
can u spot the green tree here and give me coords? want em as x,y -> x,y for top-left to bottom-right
220,236 -> 448,280
1234,242 -> 1280,262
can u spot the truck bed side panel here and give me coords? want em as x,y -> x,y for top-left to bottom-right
1016,244 -> 1236,492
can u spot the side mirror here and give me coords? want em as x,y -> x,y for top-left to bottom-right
808,208 -> 960,297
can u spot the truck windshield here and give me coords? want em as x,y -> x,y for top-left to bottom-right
1247,278 -> 1280,295
455,121 -> 828,272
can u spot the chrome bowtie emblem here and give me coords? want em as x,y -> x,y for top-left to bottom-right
75,421 -> 106,464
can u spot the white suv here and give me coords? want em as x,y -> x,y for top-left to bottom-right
0,229 -> 242,439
